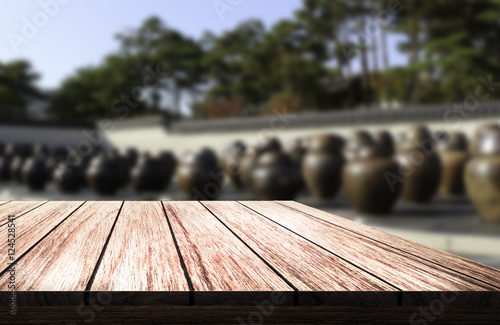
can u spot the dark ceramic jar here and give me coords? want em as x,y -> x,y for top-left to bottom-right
108,149 -> 129,188
221,141 -> 247,190
343,144 -> 401,214
302,134 -> 345,200
125,148 -> 139,169
465,129 -> 500,222
251,151 -> 301,200
0,144 -> 16,181
469,123 -> 500,155
156,151 -> 177,191
176,148 -> 222,200
397,126 -> 442,203
86,152 -> 121,196
130,153 -> 162,193
53,163 -> 84,193
22,151 -> 51,191
344,130 -> 375,161
437,132 -> 469,196
373,130 -> 395,156
240,137 -> 282,191
284,138 -> 307,189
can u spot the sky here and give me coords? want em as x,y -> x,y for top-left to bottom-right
0,0 -> 408,91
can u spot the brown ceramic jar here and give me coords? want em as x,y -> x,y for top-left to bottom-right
302,134 -> 345,200
176,148 -> 222,200
86,152 -> 121,196
221,141 -> 247,190
343,130 -> 375,161
284,138 -> 307,190
396,126 -> 442,203
130,153 -> 163,193
437,132 -> 469,196
465,129 -> 500,222
22,149 -> 50,191
343,145 -> 401,214
239,137 -> 282,192
250,151 -> 301,200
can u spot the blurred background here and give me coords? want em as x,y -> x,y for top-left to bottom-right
1,0 -> 500,268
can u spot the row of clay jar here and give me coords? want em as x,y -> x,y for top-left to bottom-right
196,123 -> 500,222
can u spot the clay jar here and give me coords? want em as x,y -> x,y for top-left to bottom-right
86,152 -> 121,196
53,163 -> 84,193
221,141 -> 247,190
125,148 -> 139,168
343,144 -> 401,214
156,151 -> 177,191
251,151 -> 301,200
22,147 -> 51,191
469,123 -> 500,155
465,128 -> 500,222
396,125 -> 442,203
344,130 -> 374,161
284,138 -> 307,189
109,149 -> 129,188
239,138 -> 282,192
0,144 -> 16,181
9,143 -> 33,183
302,134 -> 345,200
130,153 -> 162,193
437,132 -> 469,196
176,148 -> 222,200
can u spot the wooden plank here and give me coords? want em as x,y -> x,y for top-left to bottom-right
0,201 -> 47,226
90,201 -> 190,306
202,201 -> 397,306
0,201 -> 121,296
0,201 -> 84,273
0,306 -> 499,324
277,201 -> 500,290
163,201 -> 294,306
239,201 -> 499,295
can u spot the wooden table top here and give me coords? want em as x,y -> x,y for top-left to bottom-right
1,200 -> 499,308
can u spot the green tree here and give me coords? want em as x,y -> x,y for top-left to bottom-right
0,60 -> 44,118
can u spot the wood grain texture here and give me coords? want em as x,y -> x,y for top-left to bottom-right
0,201 -> 121,291
0,201 -> 47,227
0,201 -> 84,273
0,306 -> 499,324
240,201 -> 499,292
91,201 -> 190,302
202,201 -> 397,306
277,200 -> 500,289
163,201 -> 293,306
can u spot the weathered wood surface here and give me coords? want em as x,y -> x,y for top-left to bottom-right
1,306 -> 500,324
90,201 -> 190,305
0,202 -> 120,293
0,201 -> 84,273
203,201 -> 398,306
277,200 -> 500,289
0,201 -> 47,227
164,201 -> 293,305
0,200 -> 498,322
